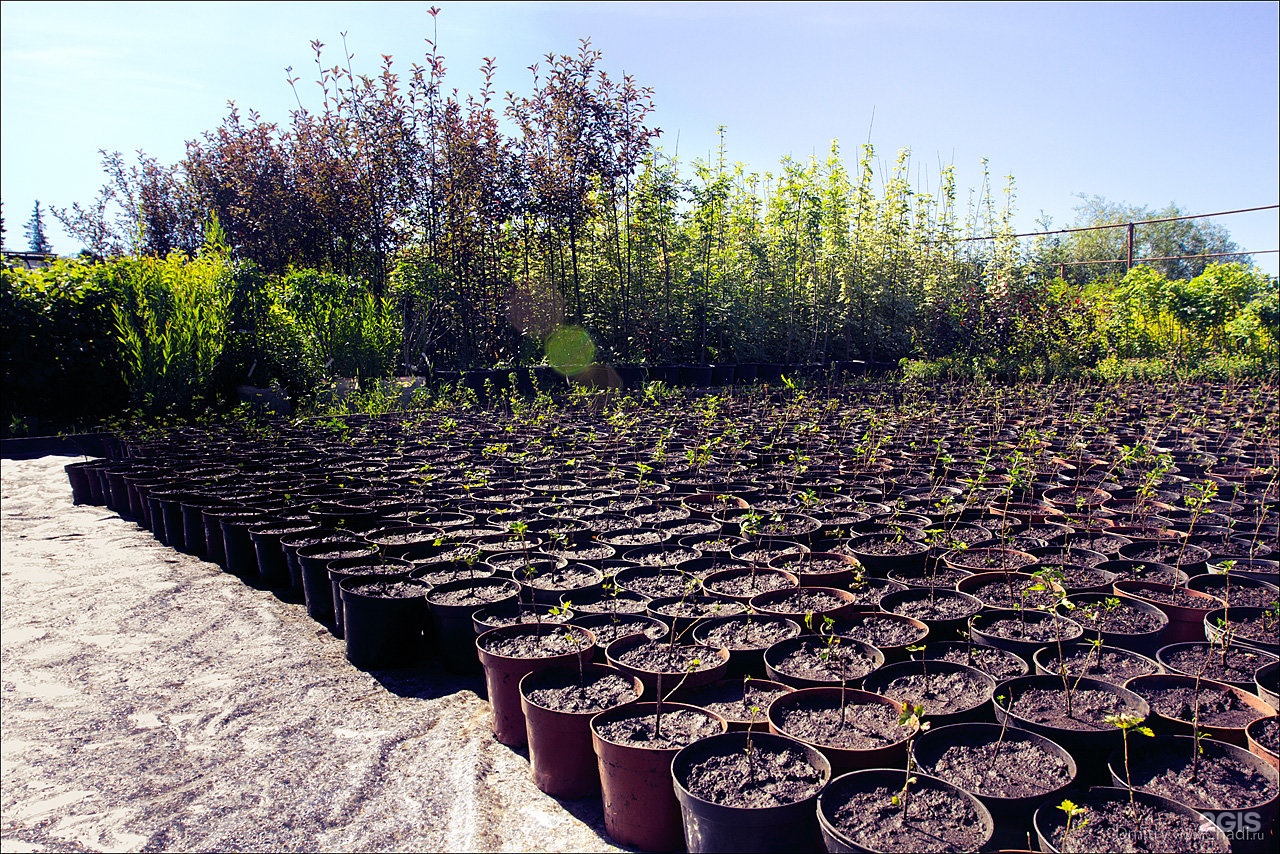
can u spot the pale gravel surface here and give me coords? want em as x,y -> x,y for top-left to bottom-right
1,455 -> 623,853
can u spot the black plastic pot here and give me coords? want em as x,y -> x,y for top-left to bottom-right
671,731 -> 831,853
339,574 -> 431,670
911,721 -> 1077,852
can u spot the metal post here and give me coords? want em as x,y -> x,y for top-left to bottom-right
1126,222 -> 1135,270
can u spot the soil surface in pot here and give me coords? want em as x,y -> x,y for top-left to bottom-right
756,588 -> 848,613
524,670 -> 639,714
773,697 -> 902,749
1193,578 -> 1278,608
925,737 -> 1073,799
681,681 -> 791,723
1070,599 -> 1164,634
1142,682 -> 1266,728
681,743 -> 825,808
478,625 -> 591,658
613,641 -> 722,675
1009,686 -> 1141,731
346,579 -> 430,599
825,782 -> 989,853
771,638 -> 879,682
978,616 -> 1077,644
734,544 -> 805,563
874,669 -> 990,717
1040,647 -> 1160,683
617,571 -> 688,598
652,598 -> 745,620
1041,795 -> 1228,853
701,616 -> 798,650
593,707 -> 722,749
581,615 -> 666,647
477,609 -> 573,630
521,565 -> 600,591
930,646 -> 1025,680
968,577 -> 1058,608
428,583 -> 512,606
886,567 -> 970,589
570,595 -> 648,616
1126,544 -> 1203,566
883,592 -> 981,622
704,570 -> 794,598
1162,644 -> 1275,685
1254,718 -> 1279,753
1222,612 -> 1278,645
836,615 -> 927,649
1126,741 -> 1277,812
1129,585 -> 1220,609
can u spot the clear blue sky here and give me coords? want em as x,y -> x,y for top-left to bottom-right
3,0 -> 1277,274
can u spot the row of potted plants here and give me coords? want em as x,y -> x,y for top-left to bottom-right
63,379 -> 1277,850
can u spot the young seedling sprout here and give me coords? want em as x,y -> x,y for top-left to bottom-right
1105,712 -> 1154,816
892,702 -> 928,821
1057,799 -> 1088,846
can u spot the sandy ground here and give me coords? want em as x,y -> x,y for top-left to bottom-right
0,455 -> 623,853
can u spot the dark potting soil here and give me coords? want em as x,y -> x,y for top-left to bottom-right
703,570 -> 793,598
772,638 -> 879,683
427,583 -> 512,606
630,547 -> 699,567
1064,533 -> 1131,555
476,609 -> 573,630
1254,718 -> 1279,753
926,737 -> 1072,799
613,641 -> 722,675
969,578 -> 1058,608
735,545 -> 805,563
415,566 -> 493,587
1193,578 -> 1279,608
887,567 -> 970,589
680,744 -> 825,808
346,579 -> 430,599
618,573 -> 689,599
416,544 -> 479,564
1042,796 -> 1228,853
883,593 -> 981,622
1056,565 -> 1112,588
856,538 -> 928,556
593,708 -> 723,750
524,671 -> 640,714
652,598 -> 745,619
1131,585 -> 1220,609
1126,544 -> 1200,566
792,556 -> 856,574
1162,644 -> 1275,684
825,782 -> 989,852
1041,648 -> 1160,683
681,681 -> 791,723
631,506 -> 688,523
690,537 -> 744,555
978,617 -> 1074,643
757,518 -> 818,538
570,596 -> 649,615
605,530 -> 664,546
876,670 -> 989,716
839,615 -> 927,649
757,588 -> 847,613
1009,686 -> 1141,731
1111,564 -> 1184,585
845,580 -> 897,605
931,646 -> 1025,680
773,697 -> 903,749
949,551 -> 1036,571
477,625 -> 591,658
522,565 -> 599,590
702,617 -> 799,650
1224,612 -> 1278,644
1071,600 -> 1165,634
1127,743 -> 1277,812
662,519 -> 721,537
1142,683 -> 1266,728
547,547 -> 616,568
579,616 -> 666,647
